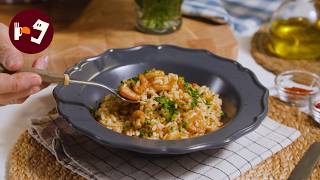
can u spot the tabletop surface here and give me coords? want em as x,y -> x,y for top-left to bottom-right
0,1 -> 276,179
0,36 -> 275,179
0,0 -> 237,73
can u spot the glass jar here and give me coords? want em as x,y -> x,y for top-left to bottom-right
310,92 -> 320,124
135,0 -> 183,34
268,0 -> 320,60
275,70 -> 320,107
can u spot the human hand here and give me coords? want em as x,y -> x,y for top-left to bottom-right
0,23 -> 49,105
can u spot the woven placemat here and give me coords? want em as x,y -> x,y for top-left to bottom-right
251,25 -> 320,75
8,97 -> 320,180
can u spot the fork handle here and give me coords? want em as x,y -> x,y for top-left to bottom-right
0,64 -> 69,84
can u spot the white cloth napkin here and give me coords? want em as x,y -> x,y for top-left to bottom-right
182,0 -> 284,34
29,114 -> 300,180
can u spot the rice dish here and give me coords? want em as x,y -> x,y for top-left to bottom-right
95,69 -> 223,140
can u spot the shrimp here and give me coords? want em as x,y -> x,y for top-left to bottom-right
184,112 -> 206,134
145,70 -> 165,80
132,110 -> 144,119
152,84 -> 171,92
187,119 -> 205,134
131,110 -> 145,128
191,83 -> 200,88
152,76 -> 176,92
164,131 -> 180,140
133,74 -> 149,94
119,84 -> 140,101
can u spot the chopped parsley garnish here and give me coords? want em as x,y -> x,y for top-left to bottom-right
147,131 -> 152,137
155,96 -> 170,105
144,69 -> 151,74
140,129 -> 152,137
182,121 -> 188,129
123,122 -> 132,131
139,129 -> 145,137
155,96 -> 178,122
129,76 -> 139,82
184,82 -> 190,89
144,119 -> 152,126
220,111 -> 225,117
191,99 -> 198,108
184,82 -> 200,108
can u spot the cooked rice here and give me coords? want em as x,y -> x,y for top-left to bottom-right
95,69 -> 223,140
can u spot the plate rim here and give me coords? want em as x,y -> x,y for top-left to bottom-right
53,44 -> 269,154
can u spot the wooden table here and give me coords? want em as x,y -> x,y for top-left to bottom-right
0,0 -> 238,74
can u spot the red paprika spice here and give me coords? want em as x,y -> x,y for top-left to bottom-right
284,87 -> 313,95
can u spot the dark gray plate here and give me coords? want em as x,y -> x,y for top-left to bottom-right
53,45 -> 268,154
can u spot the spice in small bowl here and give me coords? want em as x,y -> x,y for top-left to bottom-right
275,70 -> 320,107
310,93 -> 320,124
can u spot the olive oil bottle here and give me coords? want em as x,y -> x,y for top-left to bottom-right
268,17 -> 320,60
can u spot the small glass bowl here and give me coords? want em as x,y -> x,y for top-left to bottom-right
275,70 -> 320,107
310,92 -> 320,124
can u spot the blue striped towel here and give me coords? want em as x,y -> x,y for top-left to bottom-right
182,0 -> 284,34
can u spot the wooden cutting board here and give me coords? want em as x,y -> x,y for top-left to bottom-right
0,0 -> 238,74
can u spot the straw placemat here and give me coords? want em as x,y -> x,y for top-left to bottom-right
8,97 -> 320,180
251,25 -> 320,75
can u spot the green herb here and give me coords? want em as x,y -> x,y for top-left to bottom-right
144,119 -> 152,126
184,82 -> 190,89
155,96 -> 178,122
189,88 -> 200,99
182,121 -> 188,129
144,69 -> 151,74
220,111 -> 225,117
147,129 -> 153,137
135,0 -> 183,30
139,129 -> 145,137
178,76 -> 184,82
191,99 -> 198,108
155,96 -> 169,105
184,82 -> 200,108
129,76 -> 139,82
123,122 -> 132,131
